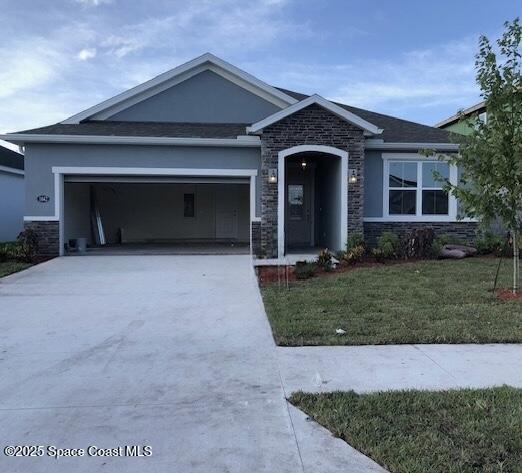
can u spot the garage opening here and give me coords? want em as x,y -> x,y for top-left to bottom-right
63,177 -> 251,254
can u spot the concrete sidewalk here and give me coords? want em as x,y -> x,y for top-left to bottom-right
277,344 -> 522,394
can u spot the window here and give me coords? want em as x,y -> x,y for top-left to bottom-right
385,160 -> 452,218
288,184 -> 304,220
184,193 -> 195,218
388,162 -> 417,215
421,162 -> 449,215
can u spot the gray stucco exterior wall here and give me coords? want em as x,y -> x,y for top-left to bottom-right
364,151 -> 383,218
23,143 -> 262,218
108,70 -> 281,123
0,171 -> 24,241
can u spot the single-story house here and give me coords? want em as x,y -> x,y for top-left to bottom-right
1,53 -> 477,258
0,144 -> 24,241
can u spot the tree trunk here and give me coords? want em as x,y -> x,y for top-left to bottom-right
513,229 -> 520,294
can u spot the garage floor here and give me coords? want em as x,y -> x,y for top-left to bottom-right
70,242 -> 250,255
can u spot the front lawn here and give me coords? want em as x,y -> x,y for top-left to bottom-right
291,387 -> 522,473
261,258 -> 522,345
0,261 -> 32,278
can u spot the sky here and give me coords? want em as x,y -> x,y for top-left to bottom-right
0,0 -> 520,151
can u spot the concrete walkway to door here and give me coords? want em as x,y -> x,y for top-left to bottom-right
0,255 -> 383,473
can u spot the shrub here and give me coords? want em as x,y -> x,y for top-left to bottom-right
375,232 -> 400,259
403,228 -> 435,259
16,228 -> 39,263
317,249 -> 334,271
0,241 -> 25,262
347,233 -> 366,251
371,248 -> 387,263
345,244 -> 365,264
335,250 -> 347,261
294,261 -> 317,280
475,231 -> 510,256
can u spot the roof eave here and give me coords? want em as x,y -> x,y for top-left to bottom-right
365,140 -> 459,151
0,133 -> 262,148
435,101 -> 487,128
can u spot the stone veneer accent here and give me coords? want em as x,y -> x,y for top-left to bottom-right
24,221 -> 60,257
258,103 -> 365,258
364,221 -> 480,247
251,220 -> 261,257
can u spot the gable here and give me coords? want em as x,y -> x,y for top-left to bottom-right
247,95 -> 382,136
103,70 -> 280,124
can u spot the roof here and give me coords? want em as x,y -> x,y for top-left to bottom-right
2,53 -> 456,146
61,53 -> 297,124
277,88 -> 455,144
434,100 -> 486,128
247,94 -> 383,136
0,144 -> 24,170
12,121 -> 249,139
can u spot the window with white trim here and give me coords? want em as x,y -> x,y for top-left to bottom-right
386,161 -> 450,216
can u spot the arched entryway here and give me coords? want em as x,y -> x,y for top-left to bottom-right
277,145 -> 348,257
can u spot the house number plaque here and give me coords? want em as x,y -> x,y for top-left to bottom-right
37,195 -> 50,203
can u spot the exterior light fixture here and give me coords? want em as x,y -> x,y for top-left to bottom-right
349,168 -> 357,183
301,159 -> 307,169
268,168 -> 278,183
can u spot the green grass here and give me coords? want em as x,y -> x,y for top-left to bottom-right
290,387 -> 522,473
0,261 -> 31,278
261,258 -> 522,345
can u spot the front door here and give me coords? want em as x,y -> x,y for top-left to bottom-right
215,187 -> 239,240
285,173 -> 312,249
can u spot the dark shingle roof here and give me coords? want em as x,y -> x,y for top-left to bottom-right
0,144 -> 24,170
14,121 -> 248,139
277,88 -> 456,143
13,90 -> 456,144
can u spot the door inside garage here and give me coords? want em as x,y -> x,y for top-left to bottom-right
63,177 -> 251,254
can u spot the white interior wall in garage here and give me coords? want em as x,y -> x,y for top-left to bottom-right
64,182 -> 250,244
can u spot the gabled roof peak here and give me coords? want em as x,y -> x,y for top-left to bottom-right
61,53 -> 298,125
247,94 -> 383,136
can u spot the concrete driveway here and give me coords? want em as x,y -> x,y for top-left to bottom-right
1,256 -> 309,472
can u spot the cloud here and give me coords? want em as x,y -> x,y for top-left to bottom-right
77,48 -> 97,61
0,40 -> 62,99
329,39 -> 481,121
256,36 -> 481,124
99,0 -> 300,59
75,0 -> 112,6
0,0 -> 484,135
0,0 -> 299,134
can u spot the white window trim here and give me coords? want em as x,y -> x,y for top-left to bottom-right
382,154 -> 458,222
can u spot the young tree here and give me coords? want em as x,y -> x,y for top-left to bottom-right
439,18 -> 522,293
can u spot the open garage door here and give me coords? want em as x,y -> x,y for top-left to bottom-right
63,177 -> 251,254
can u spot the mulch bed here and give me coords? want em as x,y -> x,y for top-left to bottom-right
495,288 -> 522,300
256,257 -> 423,286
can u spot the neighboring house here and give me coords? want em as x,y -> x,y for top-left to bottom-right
1,53 -> 477,258
0,144 -> 24,241
435,100 -> 487,135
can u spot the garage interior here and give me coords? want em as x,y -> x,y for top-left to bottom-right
63,177 -> 251,254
